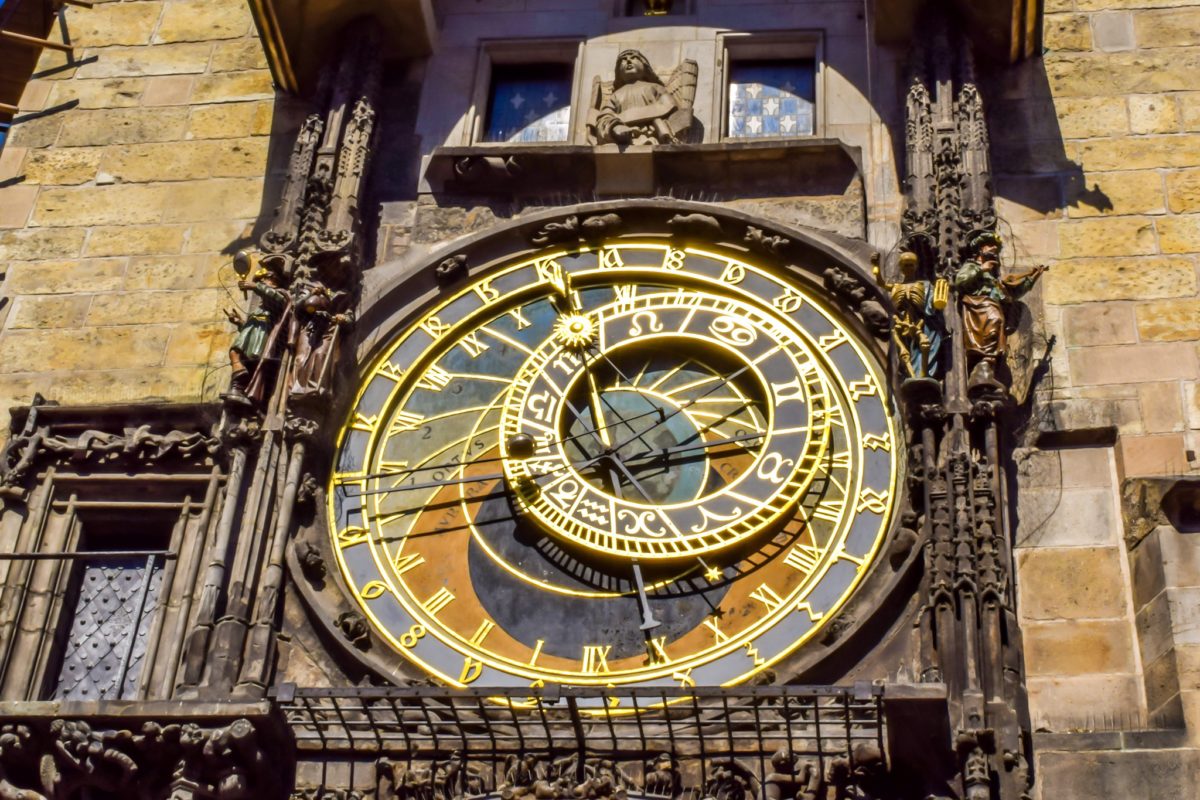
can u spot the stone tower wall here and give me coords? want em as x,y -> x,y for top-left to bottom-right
994,0 -> 1200,782
0,0 -> 288,419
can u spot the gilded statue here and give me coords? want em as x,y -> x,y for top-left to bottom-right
874,250 -> 946,380
587,49 -> 697,145
952,231 -> 1047,393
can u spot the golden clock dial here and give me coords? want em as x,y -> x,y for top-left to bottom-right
330,242 -> 899,693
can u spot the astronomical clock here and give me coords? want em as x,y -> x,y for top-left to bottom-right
328,236 -> 900,693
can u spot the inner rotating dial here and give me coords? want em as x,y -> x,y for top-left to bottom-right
501,288 -> 832,563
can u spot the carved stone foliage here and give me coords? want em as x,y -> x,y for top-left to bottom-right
0,398 -> 220,500
364,751 -> 891,800
0,717 -> 280,800
587,50 -> 698,145
223,28 -> 381,418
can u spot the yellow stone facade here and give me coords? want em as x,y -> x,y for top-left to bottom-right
0,0 -> 278,418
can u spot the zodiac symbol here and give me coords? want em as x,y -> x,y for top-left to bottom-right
629,311 -> 664,337
618,509 -> 667,537
756,453 -> 795,484
710,316 -> 756,347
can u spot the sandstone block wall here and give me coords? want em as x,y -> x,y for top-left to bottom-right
0,0 -> 285,422
998,0 -> 1200,479
999,0 -> 1200,764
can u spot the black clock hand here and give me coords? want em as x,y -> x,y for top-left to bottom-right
343,432 -> 766,500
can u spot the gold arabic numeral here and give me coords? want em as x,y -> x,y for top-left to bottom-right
337,526 -> 370,548
720,261 -> 746,284
551,350 -> 582,375
863,433 -> 893,452
392,552 -> 426,575
458,331 -> 490,358
468,619 -> 497,647
598,247 -> 625,270
646,636 -> 670,666
856,488 -> 890,514
672,667 -> 696,688
745,642 -> 765,667
811,499 -> 845,523
528,638 -> 546,667
376,361 -> 406,382
459,657 -> 485,684
848,375 -> 879,401
772,289 -> 805,313
399,624 -> 427,648
749,583 -> 785,612
360,581 -> 390,600
416,365 -> 452,391
351,412 -> 379,433
527,391 -> 554,424
535,257 -> 571,297
662,248 -> 686,271
703,616 -> 731,646
388,410 -> 425,436
422,587 -> 455,616
783,543 -> 821,575
420,316 -> 452,340
818,329 -> 849,352
472,280 -> 501,304
581,644 -> 613,675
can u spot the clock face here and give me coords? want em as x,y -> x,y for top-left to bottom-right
329,242 -> 899,693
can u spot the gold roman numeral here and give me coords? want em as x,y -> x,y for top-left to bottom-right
749,584 -> 785,612
388,410 -> 424,435
422,587 -> 455,615
416,365 -> 452,391
783,543 -> 822,574
392,552 -> 425,575
469,619 -> 496,647
582,645 -> 613,674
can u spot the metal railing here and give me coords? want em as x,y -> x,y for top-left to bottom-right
273,683 -> 887,796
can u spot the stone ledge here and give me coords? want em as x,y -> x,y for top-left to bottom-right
1034,727 -> 1192,752
423,139 -> 863,199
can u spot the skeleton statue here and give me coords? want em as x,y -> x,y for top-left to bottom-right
588,50 -> 697,145
874,249 -> 946,380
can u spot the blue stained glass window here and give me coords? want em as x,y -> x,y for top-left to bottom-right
727,59 -> 816,139
484,63 -> 573,144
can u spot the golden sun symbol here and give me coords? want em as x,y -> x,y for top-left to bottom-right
554,314 -> 597,350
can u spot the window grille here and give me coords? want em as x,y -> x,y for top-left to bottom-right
51,553 -> 164,701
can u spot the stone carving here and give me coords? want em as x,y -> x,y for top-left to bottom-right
529,213 -> 623,247
642,753 -> 681,798
587,50 -> 697,145
700,760 -> 753,800
225,259 -> 291,407
821,267 -> 891,339
454,155 -> 521,184
744,225 -> 789,256
435,254 -> 469,285
763,748 -> 822,800
667,212 -> 723,240
0,401 -> 219,497
336,611 -> 371,650
0,717 -> 276,800
952,231 -> 1046,396
874,250 -> 946,380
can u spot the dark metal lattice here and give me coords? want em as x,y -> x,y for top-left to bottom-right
52,554 -> 163,701
274,684 -> 886,796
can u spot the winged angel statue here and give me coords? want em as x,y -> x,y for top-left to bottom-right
587,49 -> 698,145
